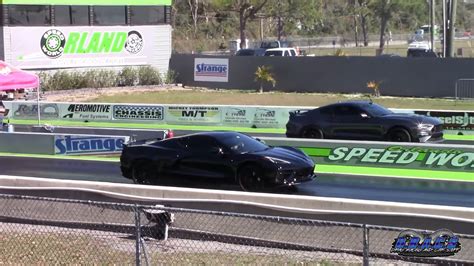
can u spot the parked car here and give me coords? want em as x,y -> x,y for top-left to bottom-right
120,131 -> 315,191
264,48 -> 298,56
286,101 -> 443,143
407,42 -> 437,57
235,48 -> 265,56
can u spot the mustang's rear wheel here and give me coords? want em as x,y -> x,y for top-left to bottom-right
132,162 -> 156,185
388,128 -> 412,142
238,165 -> 264,192
302,127 -> 323,139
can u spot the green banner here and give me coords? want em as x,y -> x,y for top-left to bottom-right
2,0 -> 171,5
300,146 -> 474,172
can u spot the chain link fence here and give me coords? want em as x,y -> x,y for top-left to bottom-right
0,194 -> 473,265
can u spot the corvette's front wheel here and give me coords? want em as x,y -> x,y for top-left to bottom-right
238,165 -> 265,192
132,162 -> 156,185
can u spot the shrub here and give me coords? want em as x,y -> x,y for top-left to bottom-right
138,66 -> 162,85
118,67 -> 138,86
163,69 -> 178,85
84,70 -> 117,88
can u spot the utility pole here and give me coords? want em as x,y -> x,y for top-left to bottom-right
430,0 -> 435,52
277,0 -> 282,40
446,0 -> 457,57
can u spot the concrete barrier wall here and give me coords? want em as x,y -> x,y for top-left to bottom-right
0,132 -> 129,155
0,132 -> 54,154
169,54 -> 474,98
0,176 -> 472,224
261,137 -> 474,172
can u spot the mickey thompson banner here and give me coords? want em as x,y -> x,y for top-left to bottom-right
4,101 -> 474,131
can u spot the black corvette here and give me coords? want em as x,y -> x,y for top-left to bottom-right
120,132 -> 315,191
286,101 -> 443,142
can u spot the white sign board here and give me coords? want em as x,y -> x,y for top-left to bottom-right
8,26 -> 165,69
194,58 -> 229,82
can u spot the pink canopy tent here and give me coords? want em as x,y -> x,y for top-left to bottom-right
0,60 -> 39,91
0,60 -> 41,124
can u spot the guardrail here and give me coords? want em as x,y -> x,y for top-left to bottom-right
1,193 -> 472,265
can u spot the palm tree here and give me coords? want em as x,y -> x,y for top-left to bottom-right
254,65 -> 276,93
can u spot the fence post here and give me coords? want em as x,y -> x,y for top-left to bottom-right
363,224 -> 369,266
135,205 -> 141,266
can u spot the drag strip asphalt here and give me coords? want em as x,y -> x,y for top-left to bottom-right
1,156 -> 472,208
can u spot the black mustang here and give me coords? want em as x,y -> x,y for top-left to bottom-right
286,101 -> 443,143
120,131 -> 315,191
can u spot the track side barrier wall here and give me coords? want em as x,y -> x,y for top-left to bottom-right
0,176 -> 473,224
4,101 -> 473,132
0,132 -> 129,155
261,137 -> 474,173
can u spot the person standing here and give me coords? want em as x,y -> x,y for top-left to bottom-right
0,100 -> 9,127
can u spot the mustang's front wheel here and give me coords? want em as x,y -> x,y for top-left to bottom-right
238,165 -> 265,192
132,162 -> 156,185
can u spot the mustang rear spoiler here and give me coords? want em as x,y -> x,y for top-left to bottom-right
289,109 -> 310,117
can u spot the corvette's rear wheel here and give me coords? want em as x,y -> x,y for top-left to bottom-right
388,128 -> 412,142
302,127 -> 323,139
132,162 -> 156,185
238,165 -> 264,192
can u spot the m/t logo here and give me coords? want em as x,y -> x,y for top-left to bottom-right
182,110 -> 207,117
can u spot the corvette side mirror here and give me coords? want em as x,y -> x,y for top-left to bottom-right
256,138 -> 266,144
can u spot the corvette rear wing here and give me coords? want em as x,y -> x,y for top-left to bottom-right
127,129 -> 174,146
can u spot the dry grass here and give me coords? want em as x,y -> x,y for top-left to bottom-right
0,231 -> 339,265
85,88 -> 474,110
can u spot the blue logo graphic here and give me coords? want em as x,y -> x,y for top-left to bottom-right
195,63 -> 227,77
391,229 -> 461,257
55,135 -> 127,155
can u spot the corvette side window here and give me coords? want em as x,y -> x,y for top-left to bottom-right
186,136 -> 218,153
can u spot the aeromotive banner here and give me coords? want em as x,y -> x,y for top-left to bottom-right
9,26 -> 161,69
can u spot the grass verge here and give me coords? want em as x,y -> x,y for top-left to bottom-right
0,231 -> 334,265
87,90 -> 474,111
